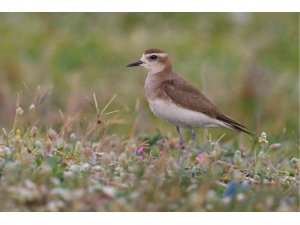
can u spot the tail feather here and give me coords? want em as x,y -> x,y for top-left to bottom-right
217,114 -> 253,136
218,114 -> 247,129
225,122 -> 253,136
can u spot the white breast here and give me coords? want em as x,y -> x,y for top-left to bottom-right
148,99 -> 229,129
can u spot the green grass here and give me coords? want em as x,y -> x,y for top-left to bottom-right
0,13 -> 299,211
0,120 -> 298,211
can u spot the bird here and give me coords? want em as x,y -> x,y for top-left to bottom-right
127,48 -> 252,166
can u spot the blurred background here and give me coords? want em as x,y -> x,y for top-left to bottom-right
0,13 -> 298,143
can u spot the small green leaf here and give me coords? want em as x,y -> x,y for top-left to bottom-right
52,166 -> 65,181
35,158 -> 42,167
47,156 -> 61,167
150,147 -> 160,158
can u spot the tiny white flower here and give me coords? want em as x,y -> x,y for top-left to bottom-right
222,196 -> 232,204
51,188 -> 72,201
6,160 -> 21,170
64,170 -> 74,178
16,107 -> 24,116
24,179 -> 36,189
80,163 -> 91,172
39,164 -> 52,175
233,150 -> 243,165
258,150 -> 265,160
290,157 -> 298,164
50,177 -> 60,186
29,104 -> 36,112
109,152 -> 116,161
205,203 -> 213,210
236,193 -> 245,202
74,141 -> 82,152
18,187 -> 34,201
88,184 -> 103,193
0,147 -> 10,156
47,200 -> 65,211
102,186 -> 116,197
258,132 -> 268,144
207,190 -> 217,201
72,189 -> 84,199
34,140 -> 43,149
70,133 -> 77,142
69,164 -> 80,172
91,165 -> 102,173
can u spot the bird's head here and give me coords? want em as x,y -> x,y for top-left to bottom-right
127,48 -> 172,74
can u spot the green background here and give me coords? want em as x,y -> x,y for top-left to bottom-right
0,13 -> 298,141
0,12 -> 299,212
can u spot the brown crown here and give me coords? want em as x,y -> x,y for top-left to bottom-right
144,48 -> 167,54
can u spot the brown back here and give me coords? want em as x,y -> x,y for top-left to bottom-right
162,73 -> 252,135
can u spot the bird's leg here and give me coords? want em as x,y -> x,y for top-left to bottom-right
180,128 -> 196,166
176,126 -> 184,163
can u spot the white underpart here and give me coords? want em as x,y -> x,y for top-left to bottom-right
148,99 -> 231,129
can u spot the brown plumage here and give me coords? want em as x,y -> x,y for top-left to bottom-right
162,74 -> 252,135
127,48 -> 253,165
144,48 -> 167,54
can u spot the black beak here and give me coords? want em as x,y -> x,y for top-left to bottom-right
126,60 -> 143,67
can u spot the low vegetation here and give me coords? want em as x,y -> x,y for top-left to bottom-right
0,97 -> 298,211
0,13 -> 298,211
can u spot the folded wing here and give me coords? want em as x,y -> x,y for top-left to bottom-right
163,74 -> 253,135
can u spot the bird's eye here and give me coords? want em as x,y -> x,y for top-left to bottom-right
149,55 -> 158,60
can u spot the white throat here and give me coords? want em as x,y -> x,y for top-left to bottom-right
148,64 -> 165,74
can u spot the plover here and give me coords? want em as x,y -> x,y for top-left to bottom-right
127,48 -> 252,165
